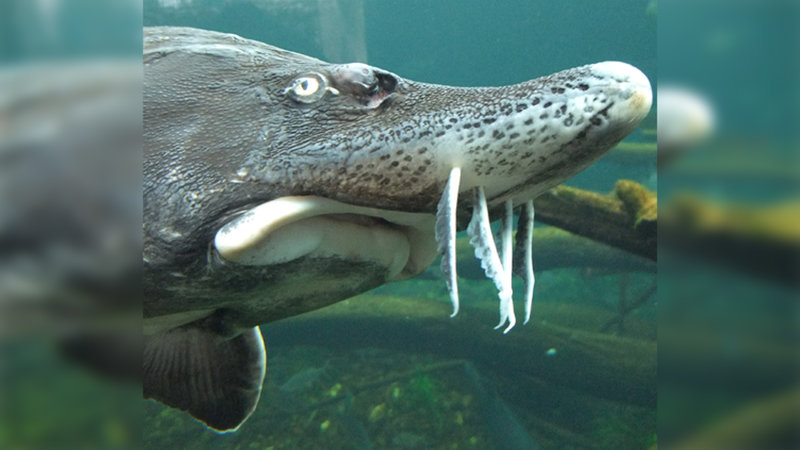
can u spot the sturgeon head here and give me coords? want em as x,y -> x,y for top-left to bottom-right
143,26 -> 651,432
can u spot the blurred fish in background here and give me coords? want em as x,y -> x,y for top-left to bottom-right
658,0 -> 800,448
0,1 -> 142,447
657,85 -> 715,168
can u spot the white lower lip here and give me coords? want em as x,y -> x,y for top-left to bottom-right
214,196 -> 437,280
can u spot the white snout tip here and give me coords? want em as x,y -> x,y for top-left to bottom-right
591,61 -> 651,90
592,61 -> 653,116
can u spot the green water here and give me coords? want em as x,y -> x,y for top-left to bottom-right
140,1 -> 657,449
2,0 -> 797,448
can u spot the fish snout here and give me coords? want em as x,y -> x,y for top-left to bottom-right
589,61 -> 653,127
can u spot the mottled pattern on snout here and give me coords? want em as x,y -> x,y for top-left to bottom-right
242,61 -> 650,213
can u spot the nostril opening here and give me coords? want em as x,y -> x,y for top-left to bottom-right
377,72 -> 397,93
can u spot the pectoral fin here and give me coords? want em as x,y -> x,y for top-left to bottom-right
143,315 -> 266,432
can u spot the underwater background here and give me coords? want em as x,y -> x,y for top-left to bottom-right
2,0 -> 798,449
140,1 -> 657,449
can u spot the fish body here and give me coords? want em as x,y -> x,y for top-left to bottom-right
143,26 -> 651,431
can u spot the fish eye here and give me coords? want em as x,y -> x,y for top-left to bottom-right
285,73 -> 329,103
294,77 -> 319,96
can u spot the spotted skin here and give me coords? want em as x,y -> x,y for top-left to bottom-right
144,26 -> 650,330
239,65 -> 643,217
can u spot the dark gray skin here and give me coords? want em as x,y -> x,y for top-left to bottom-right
144,27 -> 651,330
144,29 -> 393,326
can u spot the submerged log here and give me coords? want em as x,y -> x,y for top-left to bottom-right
264,294 -> 657,408
454,227 -> 654,281
603,141 -> 658,166
533,178 -> 799,284
660,195 -> 800,284
533,181 -> 657,261
669,387 -> 800,450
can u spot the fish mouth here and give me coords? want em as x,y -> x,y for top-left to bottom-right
213,196 -> 438,281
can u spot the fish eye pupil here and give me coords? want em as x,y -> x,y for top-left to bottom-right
293,76 -> 319,96
285,73 -> 329,103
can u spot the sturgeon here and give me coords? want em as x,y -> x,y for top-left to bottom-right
143,26 -> 651,431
